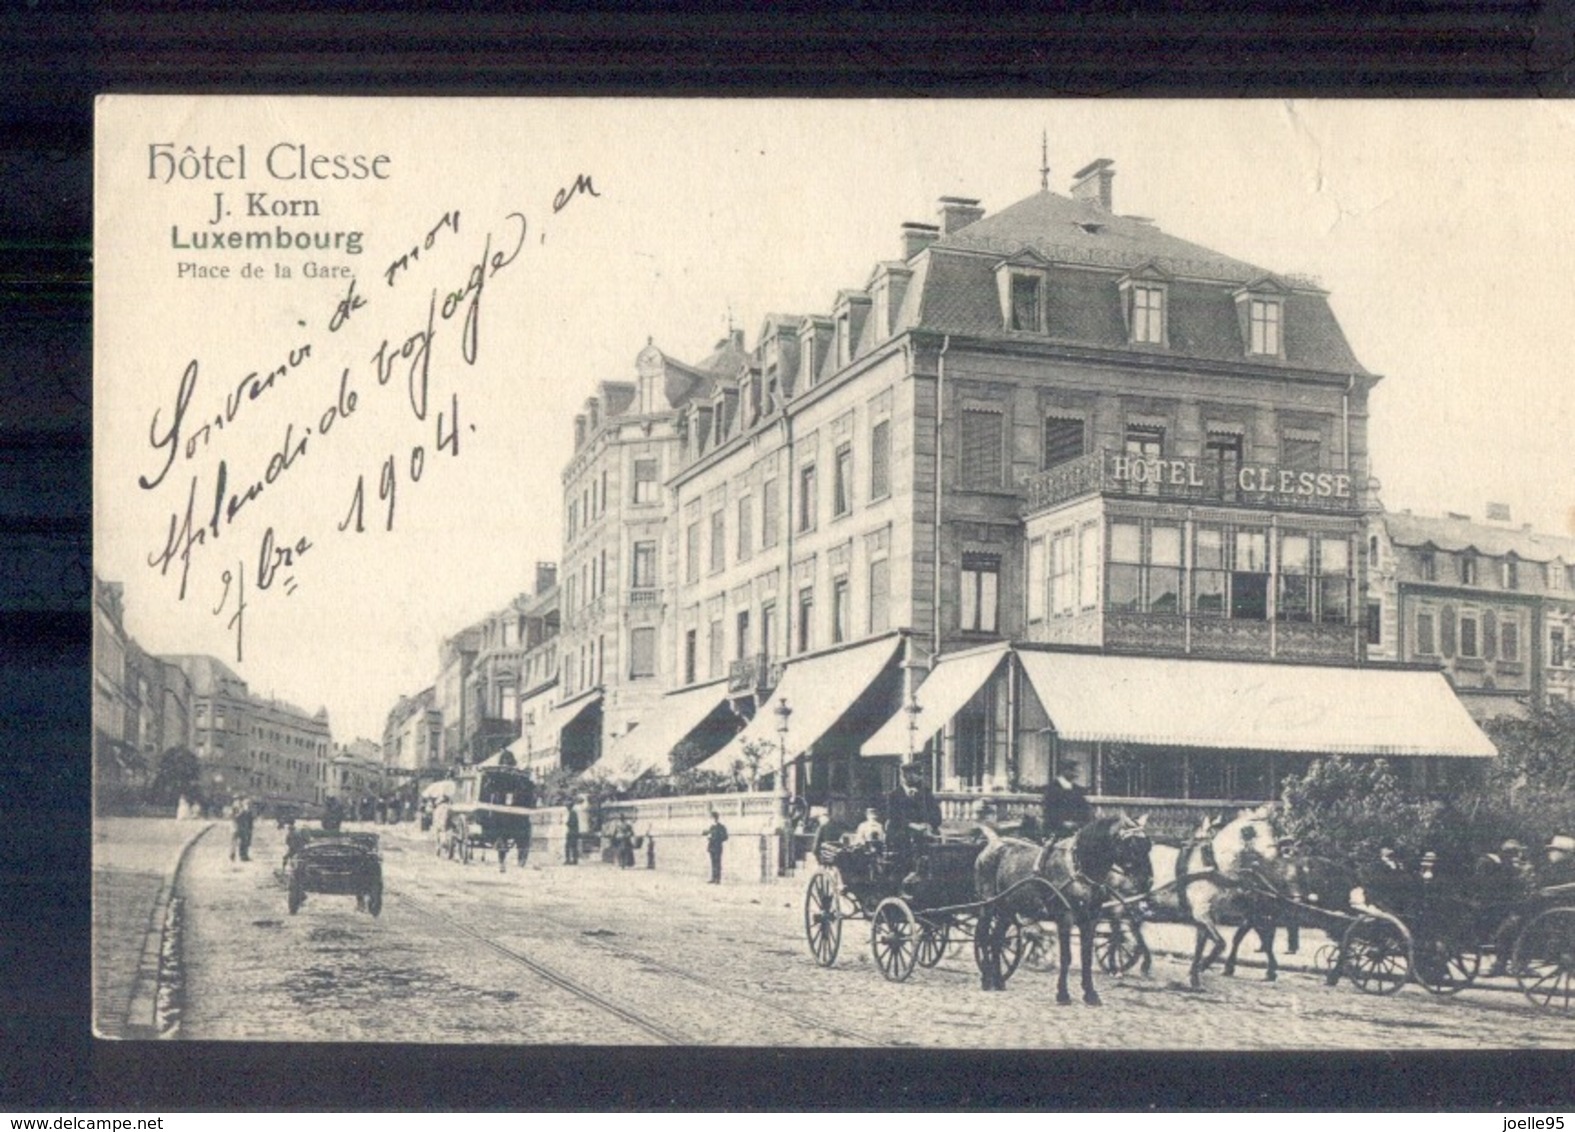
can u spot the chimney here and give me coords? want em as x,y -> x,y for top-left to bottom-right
573,414 -> 587,450
937,196 -> 984,235
901,222 -> 940,259
1485,502 -> 1512,524
1071,159 -> 1115,211
535,562 -> 557,595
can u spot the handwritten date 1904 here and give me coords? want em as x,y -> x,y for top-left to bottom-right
338,392 -> 462,534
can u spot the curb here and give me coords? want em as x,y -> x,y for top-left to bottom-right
122,821 -> 215,1038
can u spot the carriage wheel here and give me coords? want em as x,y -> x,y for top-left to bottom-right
1413,930 -> 1480,996
804,872 -> 843,967
1095,913 -> 1143,974
916,918 -> 950,968
366,882 -> 383,918
1341,916 -> 1410,995
287,876 -> 304,915
1513,907 -> 1575,1013
999,915 -> 1026,980
871,898 -> 920,983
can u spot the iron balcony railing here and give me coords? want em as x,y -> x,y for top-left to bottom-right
728,654 -> 783,696
1022,449 -> 1359,516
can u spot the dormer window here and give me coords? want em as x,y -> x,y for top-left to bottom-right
1119,264 -> 1169,346
1419,546 -> 1437,581
1234,276 -> 1289,359
1460,551 -> 1479,586
1549,561 -> 1568,592
1501,555 -> 1519,590
995,249 -> 1050,334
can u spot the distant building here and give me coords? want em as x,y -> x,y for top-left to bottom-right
382,686 -> 442,776
463,563 -> 559,764
1367,507 -> 1575,720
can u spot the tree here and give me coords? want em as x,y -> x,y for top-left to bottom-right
149,746 -> 201,807
1468,700 -> 1575,848
1279,757 -> 1453,867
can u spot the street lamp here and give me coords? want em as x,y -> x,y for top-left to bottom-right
773,698 -> 793,878
904,693 -> 923,767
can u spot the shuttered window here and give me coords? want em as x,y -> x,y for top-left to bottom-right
1440,605 -> 1457,658
629,627 -> 656,679
961,409 -> 1004,489
868,557 -> 890,633
1043,417 -> 1084,469
870,420 -> 891,499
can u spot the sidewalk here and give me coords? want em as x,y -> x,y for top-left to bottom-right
92,816 -> 215,1038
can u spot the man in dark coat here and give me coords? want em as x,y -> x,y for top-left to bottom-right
885,764 -> 941,868
704,811 -> 728,884
564,801 -> 580,865
1041,763 -> 1094,841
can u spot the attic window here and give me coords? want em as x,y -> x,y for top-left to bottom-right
1075,222 -> 1105,235
1008,274 -> 1044,333
1234,279 -> 1289,359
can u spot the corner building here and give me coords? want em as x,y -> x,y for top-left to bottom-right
619,163 -> 1494,821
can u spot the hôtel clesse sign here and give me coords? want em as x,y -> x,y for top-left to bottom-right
1109,454 -> 1353,500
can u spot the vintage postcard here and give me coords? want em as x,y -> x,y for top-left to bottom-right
92,97 -> 1575,1046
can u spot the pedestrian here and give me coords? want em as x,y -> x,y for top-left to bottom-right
322,795 -> 345,834
1041,761 -> 1094,841
230,797 -> 255,862
704,810 -> 728,884
621,815 -> 638,868
564,800 -> 580,865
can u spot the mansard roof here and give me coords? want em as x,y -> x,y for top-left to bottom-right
1385,511 -> 1575,565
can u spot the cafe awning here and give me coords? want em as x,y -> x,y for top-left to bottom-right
421,778 -> 456,800
859,643 -> 1011,757
591,681 -> 734,783
696,635 -> 903,774
1014,650 -> 1497,758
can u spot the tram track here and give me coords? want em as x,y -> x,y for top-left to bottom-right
391,867 -> 895,1046
395,890 -> 688,1044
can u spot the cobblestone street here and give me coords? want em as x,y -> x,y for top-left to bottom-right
162,819 -> 1573,1048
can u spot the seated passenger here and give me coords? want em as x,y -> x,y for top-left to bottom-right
853,808 -> 885,847
1541,834 -> 1575,888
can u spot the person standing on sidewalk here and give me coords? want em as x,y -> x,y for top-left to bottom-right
564,800 -> 580,865
704,811 -> 728,884
229,797 -> 255,862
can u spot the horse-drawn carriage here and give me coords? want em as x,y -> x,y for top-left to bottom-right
285,829 -> 383,916
1331,871 -> 1575,1012
442,763 -> 536,867
805,814 -> 1154,1002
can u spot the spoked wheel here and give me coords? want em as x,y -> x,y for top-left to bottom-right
1341,915 -> 1411,995
1513,907 -> 1575,1014
1413,930 -> 1480,996
1095,913 -> 1144,975
871,897 -> 920,983
804,871 -> 843,967
974,910 -> 1024,988
916,918 -> 951,968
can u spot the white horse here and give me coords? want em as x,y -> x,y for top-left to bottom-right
1139,807 -> 1282,990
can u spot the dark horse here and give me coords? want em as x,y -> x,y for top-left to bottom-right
973,814 -> 1152,1004
1222,852 -> 1357,981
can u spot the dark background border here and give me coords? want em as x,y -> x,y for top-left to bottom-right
4,0 -> 1574,1111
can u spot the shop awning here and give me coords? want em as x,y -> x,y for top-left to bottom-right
591,681 -> 734,783
1014,650 -> 1497,758
696,635 -> 903,774
511,689 -> 602,765
505,683 -> 561,760
860,643 -> 1011,757
421,778 -> 456,800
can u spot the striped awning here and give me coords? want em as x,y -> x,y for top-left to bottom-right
859,643 -> 1010,757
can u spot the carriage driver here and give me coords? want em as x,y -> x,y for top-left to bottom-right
884,763 -> 942,867
1041,760 -> 1094,842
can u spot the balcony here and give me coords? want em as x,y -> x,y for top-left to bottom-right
1023,450 -> 1359,517
728,654 -> 782,697
628,587 -> 659,607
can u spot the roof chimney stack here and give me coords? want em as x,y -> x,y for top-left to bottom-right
901,222 -> 940,259
1071,158 -> 1115,211
1485,502 -> 1512,524
937,196 -> 985,235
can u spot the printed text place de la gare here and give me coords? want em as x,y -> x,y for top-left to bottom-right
148,143 -> 391,183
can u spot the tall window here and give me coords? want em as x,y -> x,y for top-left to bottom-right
1366,602 -> 1383,646
1009,274 -> 1042,332
1416,611 -> 1436,656
633,459 -> 658,503
1125,426 -> 1164,498
1248,298 -> 1281,355
1551,627 -> 1567,668
1231,529 -> 1269,620
868,557 -> 890,634
1420,549 -> 1437,582
1051,531 -> 1076,616
737,496 -> 753,562
630,541 -> 655,588
709,508 -> 726,574
685,522 -> 700,584
707,619 -> 724,680
1549,563 -> 1568,592
1027,537 -> 1046,622
1149,525 -> 1182,613
1500,557 -> 1519,590
832,577 -> 851,644
761,478 -> 780,549
1319,537 -> 1351,624
798,463 -> 818,532
870,419 -> 891,499
1079,523 -> 1100,610
960,553 -> 1000,633
1132,285 -> 1164,343
735,610 -> 751,661
833,443 -> 853,517
1278,534 -> 1313,622
1043,416 -> 1085,469
1459,612 -> 1480,658
1501,617 -> 1520,662
761,602 -> 776,659
1460,553 -> 1478,586
961,409 -> 1004,489
798,587 -> 815,653
629,627 -> 656,679
1107,522 -> 1142,612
